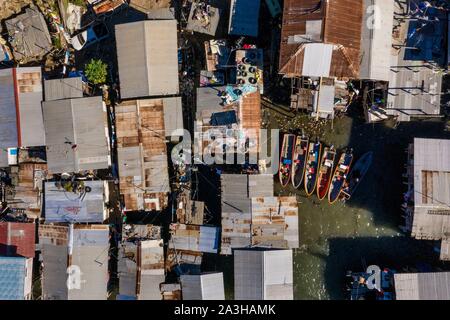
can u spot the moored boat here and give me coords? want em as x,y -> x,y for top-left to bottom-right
304,140 -> 322,196
317,146 -> 336,200
291,135 -> 309,189
328,148 -> 354,204
279,134 -> 296,187
341,151 -> 373,200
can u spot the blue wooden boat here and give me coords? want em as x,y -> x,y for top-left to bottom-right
341,152 -> 373,200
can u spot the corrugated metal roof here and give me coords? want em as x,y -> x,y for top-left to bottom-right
411,138 -> 450,240
115,20 -> 179,99
15,67 -> 45,147
168,223 -> 219,254
196,86 -> 228,119
239,91 -> 261,154
228,0 -> 260,37
394,272 -> 450,300
129,0 -> 171,13
234,249 -> 263,300
387,46 -> 442,121
441,239 -> 450,261
139,240 -> 165,300
69,228 -> 109,300
234,249 -> 293,300
118,242 -> 137,297
165,248 -> 203,273
162,97 -> 184,139
118,238 -> 165,300
41,225 -> 109,300
359,0 -> 394,81
116,99 -> 170,211
221,174 -> 274,255
44,180 -> 108,223
44,78 -> 83,101
42,96 -> 110,173
302,43 -> 333,77
0,257 -> 27,300
39,224 -> 69,246
0,68 -> 19,161
0,222 -> 36,258
176,191 -> 205,225
122,224 -> 161,241
69,246 -> 109,300
147,8 -> 176,20
41,244 -> 68,300
313,83 -> 335,116
160,282 -> 182,300
251,196 -> 299,249
279,0 -> 363,78
6,163 -> 48,218
5,6 -> 52,61
181,273 -> 225,300
0,67 -> 45,154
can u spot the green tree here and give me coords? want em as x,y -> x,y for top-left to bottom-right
85,59 -> 108,85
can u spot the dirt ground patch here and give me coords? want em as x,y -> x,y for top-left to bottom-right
0,0 -> 33,21
129,0 -> 171,11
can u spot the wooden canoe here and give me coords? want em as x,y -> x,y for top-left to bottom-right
292,136 -> 309,189
328,149 -> 354,204
304,141 -> 322,196
279,134 -> 296,187
317,146 -> 336,200
341,151 -> 373,200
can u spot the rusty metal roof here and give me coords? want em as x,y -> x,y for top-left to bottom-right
0,222 -> 35,258
220,174 -> 274,255
176,191 -> 205,225
240,91 -> 261,155
122,224 -> 161,241
251,196 -> 299,249
116,99 -> 171,211
6,163 -> 48,219
118,238 -> 165,300
168,223 -> 219,254
279,0 -> 363,78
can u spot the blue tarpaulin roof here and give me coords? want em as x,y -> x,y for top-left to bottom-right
0,257 -> 26,300
404,2 -> 447,66
229,0 -> 260,37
